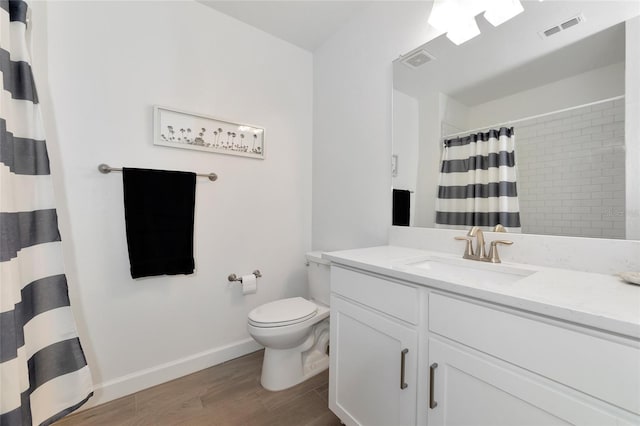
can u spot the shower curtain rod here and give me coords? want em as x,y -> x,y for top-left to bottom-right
97,163 -> 218,181
443,95 -> 624,140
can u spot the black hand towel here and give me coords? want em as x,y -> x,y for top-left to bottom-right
392,189 -> 411,226
122,168 -> 196,278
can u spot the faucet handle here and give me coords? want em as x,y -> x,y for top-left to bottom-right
454,236 -> 474,258
493,224 -> 507,233
487,240 -> 513,263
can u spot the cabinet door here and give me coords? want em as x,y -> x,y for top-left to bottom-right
330,296 -> 418,426
427,337 -> 635,426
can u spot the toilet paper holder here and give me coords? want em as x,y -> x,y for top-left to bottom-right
228,270 -> 262,283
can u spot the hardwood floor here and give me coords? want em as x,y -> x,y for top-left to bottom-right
55,350 -> 342,426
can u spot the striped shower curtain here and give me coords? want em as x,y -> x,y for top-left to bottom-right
435,127 -> 521,231
1,1 -> 93,425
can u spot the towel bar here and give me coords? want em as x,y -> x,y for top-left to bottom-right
98,163 -> 218,181
228,270 -> 262,283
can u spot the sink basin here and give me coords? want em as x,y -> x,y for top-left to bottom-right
395,256 -> 536,286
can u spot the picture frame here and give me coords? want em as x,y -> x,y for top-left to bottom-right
153,106 -> 265,159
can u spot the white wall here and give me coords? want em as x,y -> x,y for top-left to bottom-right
392,90 -> 419,193
467,62 -> 625,130
31,0 -> 312,406
439,92 -> 470,136
312,2 -> 441,251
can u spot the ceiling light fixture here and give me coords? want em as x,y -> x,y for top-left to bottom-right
428,0 -> 482,45
428,0 -> 527,45
484,0 -> 524,27
445,16 -> 481,45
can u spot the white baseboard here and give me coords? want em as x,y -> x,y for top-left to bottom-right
81,338 -> 263,410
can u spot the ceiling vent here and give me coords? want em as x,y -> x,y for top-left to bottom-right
539,14 -> 585,39
402,49 -> 435,68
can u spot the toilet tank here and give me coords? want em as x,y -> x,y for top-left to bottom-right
306,251 -> 331,306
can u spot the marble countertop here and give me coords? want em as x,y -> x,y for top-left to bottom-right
323,245 -> 640,339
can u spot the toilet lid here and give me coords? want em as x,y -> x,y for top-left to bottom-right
248,297 -> 317,327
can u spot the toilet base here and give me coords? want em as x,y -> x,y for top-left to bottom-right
260,319 -> 330,391
261,348 -> 329,391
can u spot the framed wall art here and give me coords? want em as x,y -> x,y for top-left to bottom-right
153,106 -> 265,159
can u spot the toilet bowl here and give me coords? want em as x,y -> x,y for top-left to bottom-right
247,252 -> 331,391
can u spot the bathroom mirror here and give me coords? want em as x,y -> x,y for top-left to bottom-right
392,1 -> 640,239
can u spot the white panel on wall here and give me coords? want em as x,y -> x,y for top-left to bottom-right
31,0 -> 312,406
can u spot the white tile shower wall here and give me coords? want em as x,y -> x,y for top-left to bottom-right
516,99 -> 625,239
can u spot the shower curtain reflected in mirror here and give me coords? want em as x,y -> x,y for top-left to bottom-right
0,1 -> 93,424
435,127 -> 522,232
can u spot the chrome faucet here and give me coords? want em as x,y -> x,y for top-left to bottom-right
454,226 -> 513,263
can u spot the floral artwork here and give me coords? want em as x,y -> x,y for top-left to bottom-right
154,106 -> 265,159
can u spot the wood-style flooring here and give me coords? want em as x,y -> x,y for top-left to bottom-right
55,350 -> 342,426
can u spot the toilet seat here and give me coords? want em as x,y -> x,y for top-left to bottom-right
249,297 -> 317,328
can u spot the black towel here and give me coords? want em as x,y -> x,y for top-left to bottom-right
122,168 -> 196,278
392,189 -> 411,226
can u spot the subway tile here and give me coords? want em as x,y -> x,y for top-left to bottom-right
561,129 -> 582,138
581,125 -> 604,136
572,106 -> 591,116
592,116 -> 615,126
601,167 -> 624,177
580,199 -> 603,207
598,221 -> 614,229
604,122 -> 624,132
591,101 -> 615,111
562,116 -> 583,126
591,176 -> 613,185
571,121 -> 591,131
582,111 -> 604,121
510,101 -> 625,237
602,105 -> 624,116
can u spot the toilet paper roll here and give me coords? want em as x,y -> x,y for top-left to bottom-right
241,274 -> 257,295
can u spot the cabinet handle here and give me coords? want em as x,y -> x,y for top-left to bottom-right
400,348 -> 409,389
429,363 -> 438,409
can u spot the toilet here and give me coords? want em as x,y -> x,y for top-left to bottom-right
247,252 -> 330,391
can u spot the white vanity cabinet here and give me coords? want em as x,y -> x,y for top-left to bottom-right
427,292 -> 640,426
327,260 -> 640,426
329,266 -> 420,426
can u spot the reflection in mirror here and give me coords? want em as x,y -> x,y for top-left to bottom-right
392,1 -> 640,240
